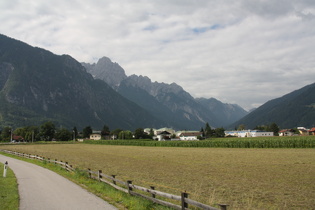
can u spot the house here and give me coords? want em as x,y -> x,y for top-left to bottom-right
279,129 -> 295,136
156,131 -> 172,141
297,127 -> 309,135
155,128 -> 175,135
12,135 -> 25,142
225,130 -> 274,137
179,132 -> 202,140
309,128 -> 315,135
90,131 -> 102,140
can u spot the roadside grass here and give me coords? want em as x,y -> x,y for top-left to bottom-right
1,144 -> 315,209
0,162 -> 19,210
0,152 -> 171,210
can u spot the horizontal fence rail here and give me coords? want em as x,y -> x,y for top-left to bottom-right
0,149 -> 226,210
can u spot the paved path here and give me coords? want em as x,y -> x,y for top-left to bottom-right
0,154 -> 117,210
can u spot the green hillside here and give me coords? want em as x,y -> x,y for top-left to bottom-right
0,34 -> 163,130
230,83 -> 315,129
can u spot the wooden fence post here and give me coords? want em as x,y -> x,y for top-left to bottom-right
66,162 -> 68,170
217,204 -> 229,210
112,175 -> 116,185
126,180 -> 132,194
98,170 -> 102,181
150,186 -> 156,198
88,168 -> 91,178
54,159 -> 57,165
181,192 -> 188,210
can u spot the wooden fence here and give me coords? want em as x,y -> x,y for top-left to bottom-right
0,149 -> 228,210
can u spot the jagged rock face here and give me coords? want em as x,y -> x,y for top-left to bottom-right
84,57 -> 249,129
123,75 -> 192,99
82,57 -> 127,89
119,75 -> 222,129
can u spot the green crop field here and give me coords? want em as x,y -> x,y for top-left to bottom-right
1,143 -> 314,209
83,135 -> 315,148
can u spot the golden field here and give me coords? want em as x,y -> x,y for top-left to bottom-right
1,144 -> 314,209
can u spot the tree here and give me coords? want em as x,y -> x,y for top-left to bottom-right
24,126 -> 40,142
200,127 -> 205,137
118,130 -> 133,139
0,127 -> 12,142
269,123 -> 280,136
134,128 -> 146,139
82,126 -> 92,138
214,127 -> 225,137
40,122 -> 56,141
15,126 -> 39,142
14,127 -> 27,138
204,123 -> 213,138
73,126 -> 78,140
55,128 -> 72,141
237,124 -> 246,131
101,125 -> 110,136
111,129 -> 123,139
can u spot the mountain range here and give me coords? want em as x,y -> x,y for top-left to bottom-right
82,57 -> 248,129
0,34 -> 164,130
1,34 -> 313,131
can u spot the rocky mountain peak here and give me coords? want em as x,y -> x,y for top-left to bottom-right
82,57 -> 127,88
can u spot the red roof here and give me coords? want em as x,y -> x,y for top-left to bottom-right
12,135 -> 24,141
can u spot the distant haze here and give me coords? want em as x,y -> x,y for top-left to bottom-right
1,0 -> 315,110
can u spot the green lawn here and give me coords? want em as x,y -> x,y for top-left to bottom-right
0,162 -> 19,210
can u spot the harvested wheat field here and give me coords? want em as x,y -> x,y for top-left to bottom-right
1,144 -> 314,209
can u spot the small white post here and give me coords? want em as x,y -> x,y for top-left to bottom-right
3,161 -> 8,177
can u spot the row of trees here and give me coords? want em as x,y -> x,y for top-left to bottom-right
0,121 -> 282,142
200,123 -> 226,139
0,122 -> 77,142
0,122 -> 154,142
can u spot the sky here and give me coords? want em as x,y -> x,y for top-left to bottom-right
1,0 -> 315,110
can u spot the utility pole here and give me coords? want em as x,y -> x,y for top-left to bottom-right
10,128 -> 13,142
32,130 -> 34,143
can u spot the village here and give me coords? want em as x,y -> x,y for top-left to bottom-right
88,126 -> 315,141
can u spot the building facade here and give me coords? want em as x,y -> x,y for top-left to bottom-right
225,130 -> 274,137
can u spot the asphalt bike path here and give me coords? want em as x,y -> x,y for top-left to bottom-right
0,154 -> 117,210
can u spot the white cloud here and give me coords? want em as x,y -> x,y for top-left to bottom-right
1,0 -> 315,110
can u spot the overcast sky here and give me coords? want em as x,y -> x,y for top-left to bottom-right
1,0 -> 315,110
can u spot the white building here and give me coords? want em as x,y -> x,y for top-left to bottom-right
179,132 -> 202,140
225,130 -> 274,137
90,131 -> 102,140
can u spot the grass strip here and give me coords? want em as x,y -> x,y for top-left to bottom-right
0,152 -> 172,210
0,162 -> 19,210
